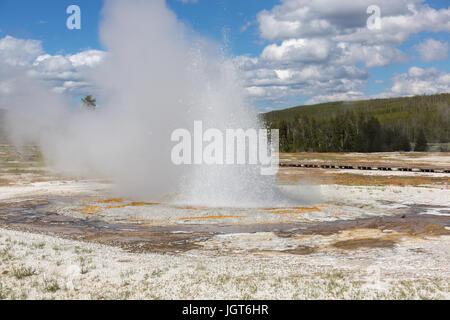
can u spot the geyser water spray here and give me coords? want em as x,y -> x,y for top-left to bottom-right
2,0 -> 317,207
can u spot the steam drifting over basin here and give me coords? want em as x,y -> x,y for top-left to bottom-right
1,0 -> 313,208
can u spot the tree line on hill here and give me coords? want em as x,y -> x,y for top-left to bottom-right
270,112 -> 429,152
263,93 -> 449,152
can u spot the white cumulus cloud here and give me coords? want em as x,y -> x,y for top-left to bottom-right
261,38 -> 331,62
415,38 -> 449,62
0,35 -> 106,95
0,36 -> 43,66
237,0 -> 450,107
389,66 -> 450,96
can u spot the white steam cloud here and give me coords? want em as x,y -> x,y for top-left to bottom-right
1,0 -> 314,207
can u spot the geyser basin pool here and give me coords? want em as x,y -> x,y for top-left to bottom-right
55,197 -> 333,226
1,194 -> 449,255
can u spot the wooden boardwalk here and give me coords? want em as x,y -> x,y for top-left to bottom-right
279,161 -> 450,174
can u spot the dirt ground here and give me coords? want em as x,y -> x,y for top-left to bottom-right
0,145 -> 449,299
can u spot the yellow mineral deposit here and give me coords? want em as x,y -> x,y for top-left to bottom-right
79,200 -> 158,215
98,199 -> 123,204
81,206 -> 102,215
178,216 -> 245,221
263,204 -> 328,214
131,202 -> 158,206
179,206 -> 208,210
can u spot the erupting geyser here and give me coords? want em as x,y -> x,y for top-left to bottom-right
2,0 -> 316,207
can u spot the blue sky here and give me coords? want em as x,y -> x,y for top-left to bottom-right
0,0 -> 277,55
0,0 -> 449,110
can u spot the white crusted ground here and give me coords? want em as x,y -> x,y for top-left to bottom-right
0,228 -> 449,300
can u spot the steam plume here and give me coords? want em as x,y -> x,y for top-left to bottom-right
2,0 -> 316,207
